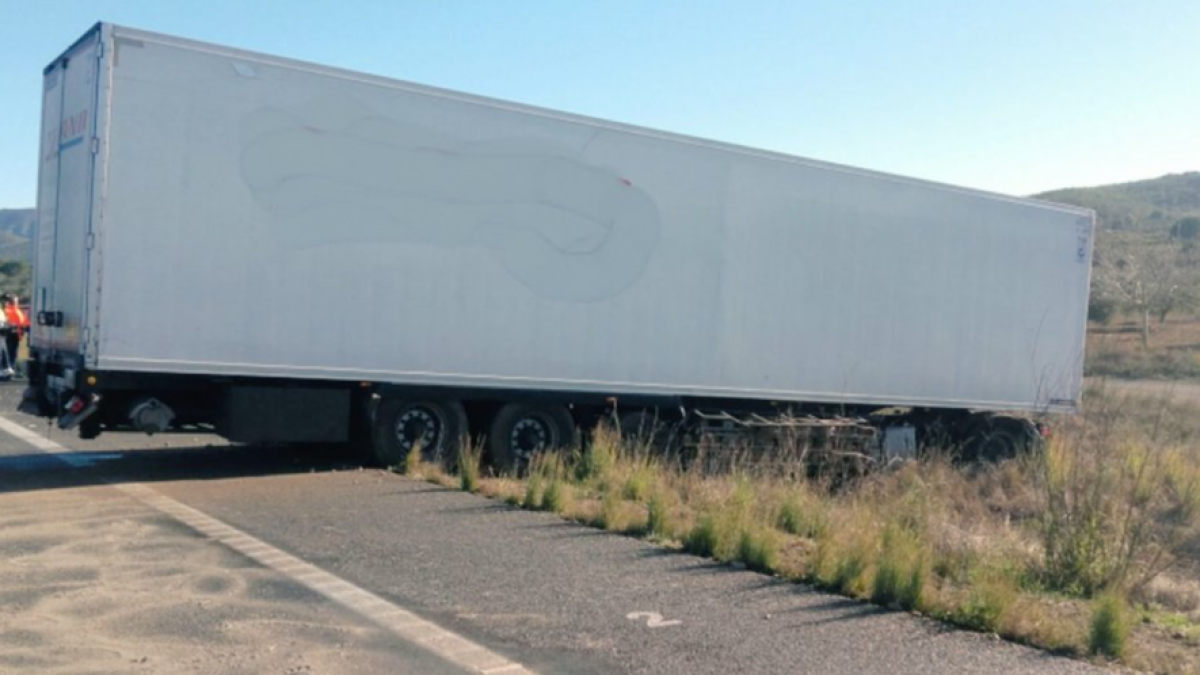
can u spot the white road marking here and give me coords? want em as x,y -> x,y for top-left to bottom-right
0,416 -> 536,675
626,611 -> 682,628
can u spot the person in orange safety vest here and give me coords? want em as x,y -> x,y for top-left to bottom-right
0,294 -> 28,377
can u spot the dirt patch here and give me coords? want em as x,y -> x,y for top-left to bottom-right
0,485 -> 434,674
1086,377 -> 1200,405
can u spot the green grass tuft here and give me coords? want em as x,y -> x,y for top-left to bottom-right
831,545 -> 869,596
1089,593 -> 1129,660
777,491 -> 829,540
404,441 -> 423,476
952,567 -> 1017,633
544,477 -> 570,514
524,471 -> 545,510
578,426 -> 618,484
646,485 -> 676,540
458,438 -> 481,493
685,513 -> 720,558
871,523 -> 927,611
623,459 -> 657,502
737,524 -> 779,573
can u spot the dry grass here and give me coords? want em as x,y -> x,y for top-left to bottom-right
1086,315 -> 1200,379
392,441 -> 455,487
403,386 -> 1200,673
476,477 -> 526,506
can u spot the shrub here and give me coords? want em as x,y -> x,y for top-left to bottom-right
1037,427 -> 1200,596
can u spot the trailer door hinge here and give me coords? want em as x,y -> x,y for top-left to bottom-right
81,328 -> 91,352
85,232 -> 95,250
91,137 -> 99,154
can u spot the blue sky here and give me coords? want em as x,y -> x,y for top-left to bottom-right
1,0 -> 1196,207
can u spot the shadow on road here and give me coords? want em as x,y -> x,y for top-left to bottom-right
0,441 -> 367,495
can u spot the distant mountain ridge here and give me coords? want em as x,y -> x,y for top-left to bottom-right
1034,172 -> 1200,231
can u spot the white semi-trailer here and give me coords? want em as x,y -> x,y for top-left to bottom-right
23,23 -> 1095,468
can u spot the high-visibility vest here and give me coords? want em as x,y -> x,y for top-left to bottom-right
3,304 -> 26,332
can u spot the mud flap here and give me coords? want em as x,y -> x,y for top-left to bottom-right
57,393 -> 100,430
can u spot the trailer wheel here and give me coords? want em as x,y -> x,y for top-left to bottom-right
961,416 -> 1039,462
372,398 -> 467,468
488,402 -> 577,474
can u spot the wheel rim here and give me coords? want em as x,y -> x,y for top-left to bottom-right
394,406 -> 442,454
509,415 -> 553,461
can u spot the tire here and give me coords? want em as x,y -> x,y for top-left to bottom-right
371,398 -> 467,468
488,402 -> 577,474
960,416 -> 1039,462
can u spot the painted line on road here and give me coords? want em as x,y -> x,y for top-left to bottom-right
0,417 -> 536,675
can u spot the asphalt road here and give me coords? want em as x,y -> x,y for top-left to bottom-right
0,383 -> 1104,675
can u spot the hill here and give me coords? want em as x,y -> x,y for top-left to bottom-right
1034,172 -> 1200,232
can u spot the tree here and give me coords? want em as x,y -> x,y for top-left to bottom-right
1087,294 -> 1118,325
1170,216 -> 1200,241
1091,236 -> 1195,348
0,259 -> 31,299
